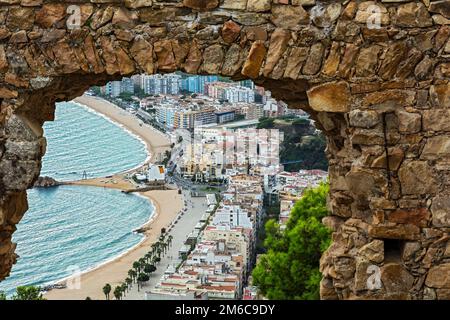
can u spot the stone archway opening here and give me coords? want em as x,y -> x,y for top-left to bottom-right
0,0 -> 449,300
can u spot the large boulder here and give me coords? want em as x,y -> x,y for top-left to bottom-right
307,82 -> 351,113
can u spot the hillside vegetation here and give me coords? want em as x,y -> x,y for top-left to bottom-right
257,116 -> 328,171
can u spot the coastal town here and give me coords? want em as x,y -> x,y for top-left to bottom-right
95,73 -> 306,130
145,169 -> 326,300
42,73 -> 326,300
0,0 -> 447,306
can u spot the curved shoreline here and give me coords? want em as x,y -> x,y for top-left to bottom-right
73,95 -> 171,166
39,188 -> 155,292
71,100 -> 152,174
45,190 -> 182,300
44,95 -> 182,300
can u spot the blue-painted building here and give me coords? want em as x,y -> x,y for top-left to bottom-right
181,75 -> 219,94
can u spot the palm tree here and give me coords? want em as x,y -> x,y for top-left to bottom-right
137,273 -> 150,292
131,270 -> 137,282
121,283 -> 128,297
102,284 -> 111,300
132,261 -> 141,273
139,258 -> 146,270
113,286 -> 122,300
128,269 -> 135,282
143,263 -> 157,274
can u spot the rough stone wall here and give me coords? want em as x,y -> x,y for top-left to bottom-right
0,0 -> 448,299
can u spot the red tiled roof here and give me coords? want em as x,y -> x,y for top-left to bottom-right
199,285 -> 236,292
161,282 -> 186,287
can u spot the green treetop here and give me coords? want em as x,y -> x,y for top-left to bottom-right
11,286 -> 45,300
252,182 -> 331,300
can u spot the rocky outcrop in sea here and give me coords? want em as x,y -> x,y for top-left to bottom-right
33,176 -> 61,188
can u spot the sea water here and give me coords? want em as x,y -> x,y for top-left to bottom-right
0,102 -> 153,296
41,102 -> 148,181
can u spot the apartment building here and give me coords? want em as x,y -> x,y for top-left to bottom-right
216,110 -> 236,124
181,75 -> 219,94
140,74 -> 181,95
104,77 -> 134,97
150,171 -> 267,300
275,170 -> 328,227
211,205 -> 253,229
206,82 -> 255,104
234,103 -> 264,120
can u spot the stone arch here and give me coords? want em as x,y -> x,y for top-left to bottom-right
0,0 -> 449,300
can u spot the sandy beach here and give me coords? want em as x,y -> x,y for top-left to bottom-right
67,95 -> 172,190
74,95 -> 171,164
44,95 -> 183,300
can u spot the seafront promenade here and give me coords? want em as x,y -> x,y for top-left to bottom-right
123,189 -> 208,300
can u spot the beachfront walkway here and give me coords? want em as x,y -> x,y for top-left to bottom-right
123,189 -> 207,300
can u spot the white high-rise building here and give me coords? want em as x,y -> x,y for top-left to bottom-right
211,205 -> 253,229
105,81 -> 121,97
104,78 -> 134,97
140,74 -> 181,95
207,82 -> 255,104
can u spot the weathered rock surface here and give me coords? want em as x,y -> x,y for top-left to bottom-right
33,176 -> 61,188
430,195 -> 450,227
425,263 -> 450,289
381,263 -> 415,294
307,82 -> 350,113
398,161 -> 437,195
